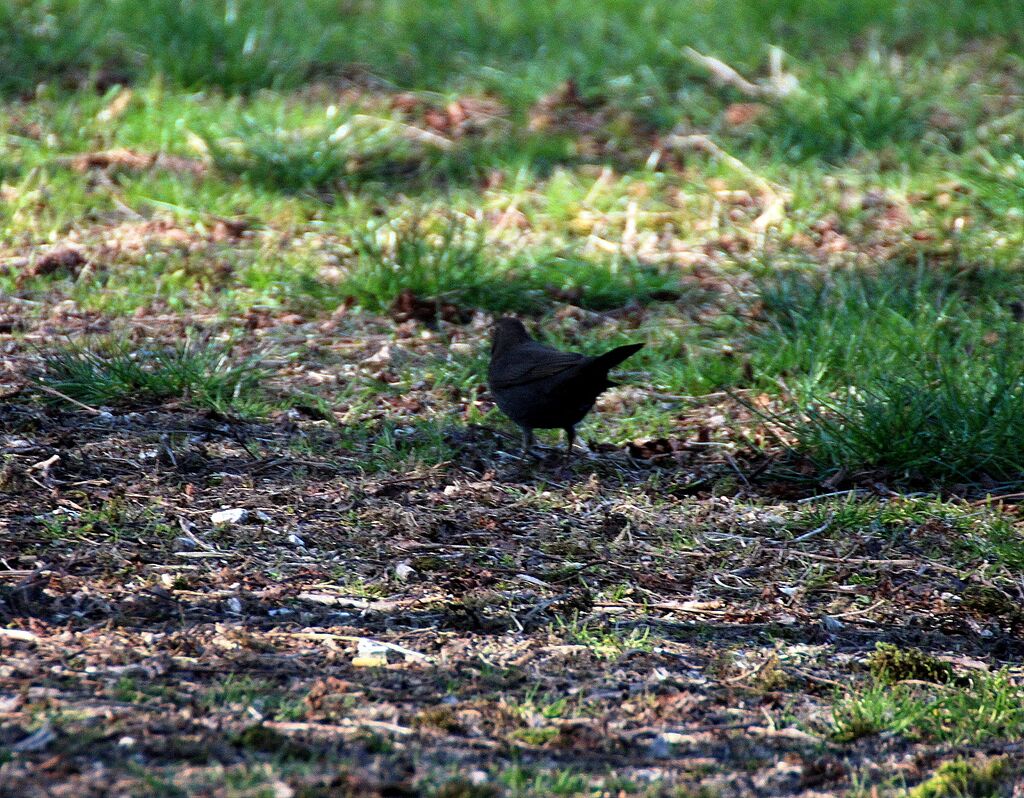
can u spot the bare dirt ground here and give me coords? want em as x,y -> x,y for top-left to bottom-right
3,311 -> 1023,798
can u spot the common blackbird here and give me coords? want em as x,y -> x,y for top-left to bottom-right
487,317 -> 644,455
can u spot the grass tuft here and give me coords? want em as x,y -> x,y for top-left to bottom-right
342,214 -> 500,313
202,115 -> 443,192
792,348 -> 1024,486
764,60 -> 930,161
340,212 -> 684,316
831,670 -> 1024,744
752,266 -> 1024,486
752,263 -> 1021,391
34,338 -> 270,414
867,643 -> 956,685
909,756 -> 1019,798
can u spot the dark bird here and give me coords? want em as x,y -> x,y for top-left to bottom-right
488,317 -> 644,456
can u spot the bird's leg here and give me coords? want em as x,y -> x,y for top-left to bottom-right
563,426 -> 576,463
521,427 -> 536,458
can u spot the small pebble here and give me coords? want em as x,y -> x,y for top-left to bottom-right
211,508 -> 248,526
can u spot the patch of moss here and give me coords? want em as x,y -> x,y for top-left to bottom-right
355,731 -> 394,754
411,555 -> 446,571
510,727 -> 559,745
962,586 -> 1022,619
232,724 -> 312,759
413,705 -> 463,733
909,756 -> 1016,798
751,654 -> 792,693
868,643 -> 955,685
433,779 -> 499,798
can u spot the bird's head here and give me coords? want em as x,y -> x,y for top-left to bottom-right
490,317 -> 530,355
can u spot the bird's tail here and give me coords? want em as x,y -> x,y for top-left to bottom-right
591,342 -> 644,374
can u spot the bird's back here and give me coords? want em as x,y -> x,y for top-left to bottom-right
488,332 -> 640,430
488,339 -> 588,390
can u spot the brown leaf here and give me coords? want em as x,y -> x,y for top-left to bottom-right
70,148 -> 154,172
210,218 -> 250,241
528,79 -> 607,134
723,102 -> 767,127
391,93 -> 505,138
389,289 -> 471,325
18,247 -> 86,284
68,148 -> 207,177
305,677 -> 357,713
628,437 -> 687,461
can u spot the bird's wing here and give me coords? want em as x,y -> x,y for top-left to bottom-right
488,345 -> 587,389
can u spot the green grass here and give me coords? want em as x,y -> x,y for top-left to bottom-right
751,263 -> 1023,392
112,675 -> 180,705
36,500 -> 176,544
501,765 -> 589,797
200,675 -> 307,721
341,212 -> 686,316
909,756 -> 1021,798
831,670 -> 1024,744
553,615 -> 653,659
792,355 -> 1024,485
341,213 -> 511,313
740,266 -> 1024,486
967,151 -> 1024,218
792,495 -> 1024,574
1,4 -> 1022,472
201,113 -> 442,192
761,59 -> 932,162
3,0 -> 1022,99
33,337 -> 271,415
327,416 -> 457,473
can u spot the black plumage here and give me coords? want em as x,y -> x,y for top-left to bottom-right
487,317 -> 644,455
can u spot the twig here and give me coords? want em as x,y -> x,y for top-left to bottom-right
683,47 -> 764,98
643,389 -> 749,404
26,381 -> 102,415
683,46 -> 798,99
797,490 -> 868,504
663,134 -> 789,233
266,719 -> 415,737
723,657 -> 773,683
778,551 -> 963,574
791,515 -> 833,543
273,631 -> 432,663
724,453 -> 750,487
349,114 -> 453,150
970,492 -> 1024,506
520,593 -> 574,623
29,454 -> 61,474
789,667 -> 846,688
625,721 -> 752,739
0,628 -> 38,642
828,599 -> 887,619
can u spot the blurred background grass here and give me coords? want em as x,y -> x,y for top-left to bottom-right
3,0 -> 1021,98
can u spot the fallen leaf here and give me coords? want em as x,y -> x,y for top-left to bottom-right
723,103 -> 767,127
18,247 -> 86,285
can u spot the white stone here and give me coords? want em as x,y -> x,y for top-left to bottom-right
211,508 -> 248,526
